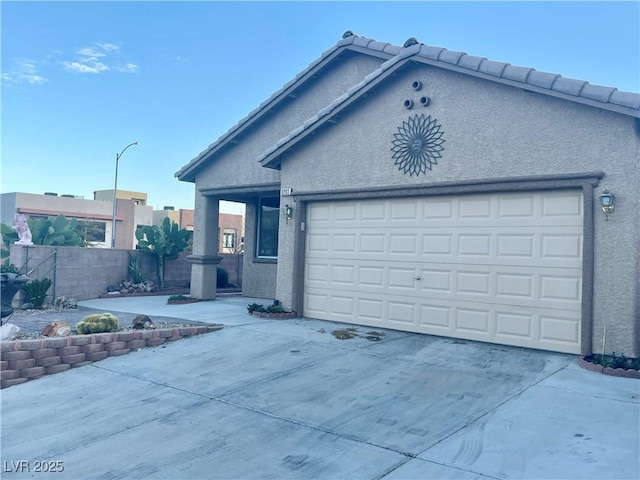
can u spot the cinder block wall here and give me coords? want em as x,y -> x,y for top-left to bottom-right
219,253 -> 243,287
10,245 -> 131,301
163,254 -> 192,288
8,245 -> 243,301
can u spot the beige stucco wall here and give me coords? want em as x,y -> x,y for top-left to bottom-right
275,65 -> 639,356
190,53 -> 386,300
241,201 -> 277,299
194,54 -> 385,190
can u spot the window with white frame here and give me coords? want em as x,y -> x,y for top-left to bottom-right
257,197 -> 279,258
223,229 -> 236,250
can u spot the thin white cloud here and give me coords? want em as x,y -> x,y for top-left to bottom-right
76,46 -> 107,58
3,43 -> 137,85
62,43 -> 137,75
98,43 -> 119,52
62,60 -> 109,74
1,59 -> 47,85
114,63 -> 138,73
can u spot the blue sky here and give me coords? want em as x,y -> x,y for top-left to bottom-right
2,1 -> 638,214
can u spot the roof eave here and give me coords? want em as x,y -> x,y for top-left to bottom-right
175,42 -> 395,182
258,53 -> 640,169
407,56 -> 640,118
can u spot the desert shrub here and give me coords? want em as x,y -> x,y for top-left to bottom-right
217,267 -> 229,288
168,294 -> 189,301
22,278 -> 52,308
128,254 -> 145,284
247,300 -> 285,314
76,312 -> 119,334
1,261 -> 20,274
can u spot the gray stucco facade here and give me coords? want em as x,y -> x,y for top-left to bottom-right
177,33 -> 640,357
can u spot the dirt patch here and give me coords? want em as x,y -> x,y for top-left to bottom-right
330,328 -> 387,341
331,328 -> 358,340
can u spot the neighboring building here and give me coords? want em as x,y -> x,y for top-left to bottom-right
93,189 -> 148,205
93,189 -> 153,248
218,213 -> 244,254
152,208 -> 243,253
153,206 -> 181,229
176,33 -> 640,358
1,191 -> 153,249
152,206 -> 195,232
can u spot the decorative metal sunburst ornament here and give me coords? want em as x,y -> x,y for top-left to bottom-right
391,113 -> 445,176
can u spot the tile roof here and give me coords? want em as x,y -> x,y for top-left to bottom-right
175,33 -> 396,182
177,33 -> 639,179
257,33 -> 639,168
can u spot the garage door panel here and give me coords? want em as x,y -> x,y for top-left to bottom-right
456,308 -> 491,334
540,275 -> 581,302
495,311 -> 534,340
542,191 -> 583,217
388,268 -> 418,289
420,305 -> 452,329
388,301 -> 417,325
307,229 -> 582,269
358,298 -> 384,321
541,234 -> 582,259
459,196 -> 492,218
391,199 -> 419,219
497,195 -> 535,218
540,314 -> 580,346
458,234 -> 492,257
304,191 -> 583,354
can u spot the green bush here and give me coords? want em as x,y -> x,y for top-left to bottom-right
1,261 -> 20,274
217,267 -> 229,288
247,300 -> 285,314
168,294 -> 189,301
76,312 -> 119,334
22,278 -> 52,308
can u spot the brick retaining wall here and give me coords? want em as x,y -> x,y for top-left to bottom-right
0,326 -> 223,389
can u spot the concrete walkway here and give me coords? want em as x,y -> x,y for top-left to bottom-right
2,296 -> 639,479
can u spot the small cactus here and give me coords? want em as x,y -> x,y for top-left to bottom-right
76,312 -> 119,334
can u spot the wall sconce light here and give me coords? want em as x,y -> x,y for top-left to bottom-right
284,204 -> 293,222
599,189 -> 615,220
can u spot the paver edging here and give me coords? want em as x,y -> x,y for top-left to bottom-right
577,356 -> 640,379
250,311 -> 297,319
0,325 -> 223,389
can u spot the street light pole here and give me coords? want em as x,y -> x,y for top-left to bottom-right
110,142 -> 140,248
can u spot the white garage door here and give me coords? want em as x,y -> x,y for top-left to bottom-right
304,191 -> 583,354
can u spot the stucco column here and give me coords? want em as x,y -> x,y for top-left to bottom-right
187,192 -> 221,300
275,199 -> 305,315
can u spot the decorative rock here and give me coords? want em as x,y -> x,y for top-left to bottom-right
0,323 -> 20,341
41,322 -> 72,337
132,314 -> 155,330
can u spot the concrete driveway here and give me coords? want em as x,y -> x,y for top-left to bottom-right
2,296 -> 639,479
